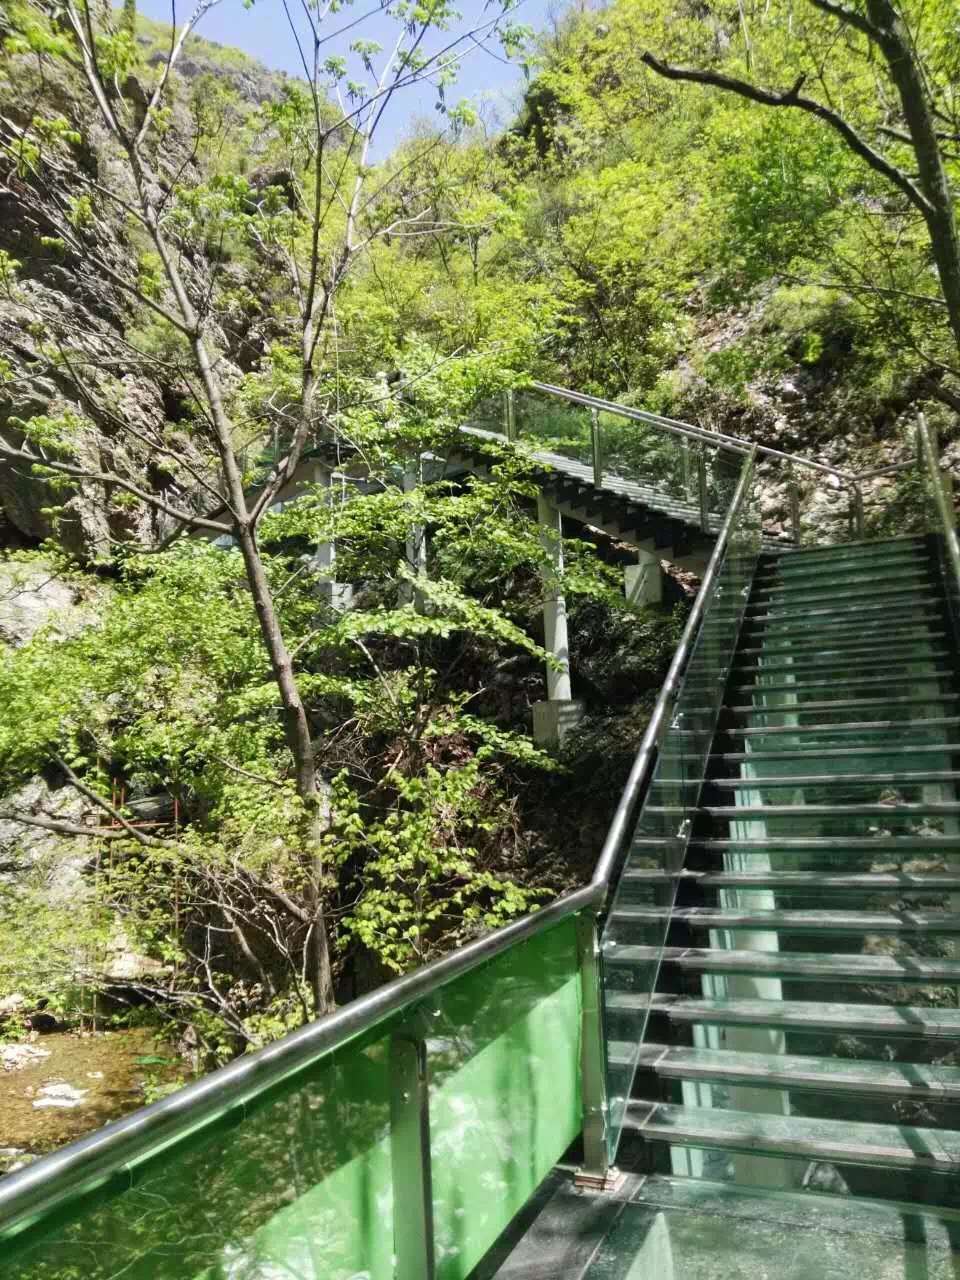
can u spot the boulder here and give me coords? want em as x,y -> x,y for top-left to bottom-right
0,557 -> 97,648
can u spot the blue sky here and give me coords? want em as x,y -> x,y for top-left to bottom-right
137,0 -> 561,152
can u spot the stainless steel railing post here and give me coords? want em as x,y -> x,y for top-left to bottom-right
390,1032 -> 436,1279
575,911 -> 614,1189
591,407 -> 602,488
787,466 -> 801,546
697,449 -> 709,532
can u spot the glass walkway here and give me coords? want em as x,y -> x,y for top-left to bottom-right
2,387 -> 959,1278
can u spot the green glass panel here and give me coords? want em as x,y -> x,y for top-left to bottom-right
426,917 -> 582,1279
1,1031 -> 398,1280
0,919 -> 583,1280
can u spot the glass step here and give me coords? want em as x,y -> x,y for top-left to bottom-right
621,870 -> 960,890
750,580 -> 936,608
634,1044 -> 960,1101
624,1102 -> 960,1171
739,598 -> 941,623
711,743 -> 960,764
651,799 -> 960,817
707,770 -> 960,788
731,653 -> 952,677
723,695 -> 959,718
648,779 -> 960,808
753,564 -> 934,593
754,563 -> 930,589
687,835 -> 960,851
766,535 -> 925,561
724,674 -> 953,695
738,624 -> 946,647
636,1172 -> 960,1232
739,605 -> 943,628
732,596 -> 942,622
714,715 -> 960,739
652,997 -> 960,1038
611,905 -> 960,933
736,632 -> 948,657
604,945 -> 960,983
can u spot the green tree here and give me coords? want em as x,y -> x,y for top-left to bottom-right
0,0 -> 535,1017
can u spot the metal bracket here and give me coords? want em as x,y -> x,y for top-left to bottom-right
574,1165 -> 627,1193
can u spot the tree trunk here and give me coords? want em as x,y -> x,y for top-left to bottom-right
865,0 -> 960,356
234,523 -> 337,1016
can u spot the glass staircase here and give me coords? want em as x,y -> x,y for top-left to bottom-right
606,534 -> 960,1207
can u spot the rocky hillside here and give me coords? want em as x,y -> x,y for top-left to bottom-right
0,17 -> 295,558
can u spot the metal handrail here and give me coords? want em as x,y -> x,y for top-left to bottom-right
530,380 -> 853,483
592,446 -> 759,899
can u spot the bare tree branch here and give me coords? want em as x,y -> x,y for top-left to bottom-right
808,0 -> 881,40
0,439 -> 232,535
55,756 -> 175,849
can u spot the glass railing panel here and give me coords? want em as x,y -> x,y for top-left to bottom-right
1,1025 -> 399,1279
0,916 -> 585,1280
601,452 -> 762,1161
426,915 -> 582,1276
463,392 -> 507,435
596,411 -> 700,511
508,388 -> 752,528
513,388 -> 593,467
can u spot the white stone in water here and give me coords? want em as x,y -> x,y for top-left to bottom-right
32,1082 -> 89,1109
1,1043 -> 50,1072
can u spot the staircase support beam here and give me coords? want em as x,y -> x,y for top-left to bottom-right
534,493 -> 584,747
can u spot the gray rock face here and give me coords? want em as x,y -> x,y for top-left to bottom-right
0,778 -> 91,904
0,31 -> 268,560
0,558 -> 96,647
0,777 -> 167,987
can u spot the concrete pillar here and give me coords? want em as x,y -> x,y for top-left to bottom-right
625,546 -> 663,606
312,468 -> 353,611
533,494 -> 584,748
400,461 -> 427,610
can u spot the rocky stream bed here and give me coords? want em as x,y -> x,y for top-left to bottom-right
0,1028 -> 179,1175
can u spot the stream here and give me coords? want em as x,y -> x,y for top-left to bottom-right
0,1027 -> 178,1174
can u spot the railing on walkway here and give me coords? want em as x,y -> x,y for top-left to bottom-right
597,448 -> 762,1160
468,381 -> 863,544
0,887 -> 600,1279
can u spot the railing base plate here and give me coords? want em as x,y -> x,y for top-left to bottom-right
574,1165 -> 626,1194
